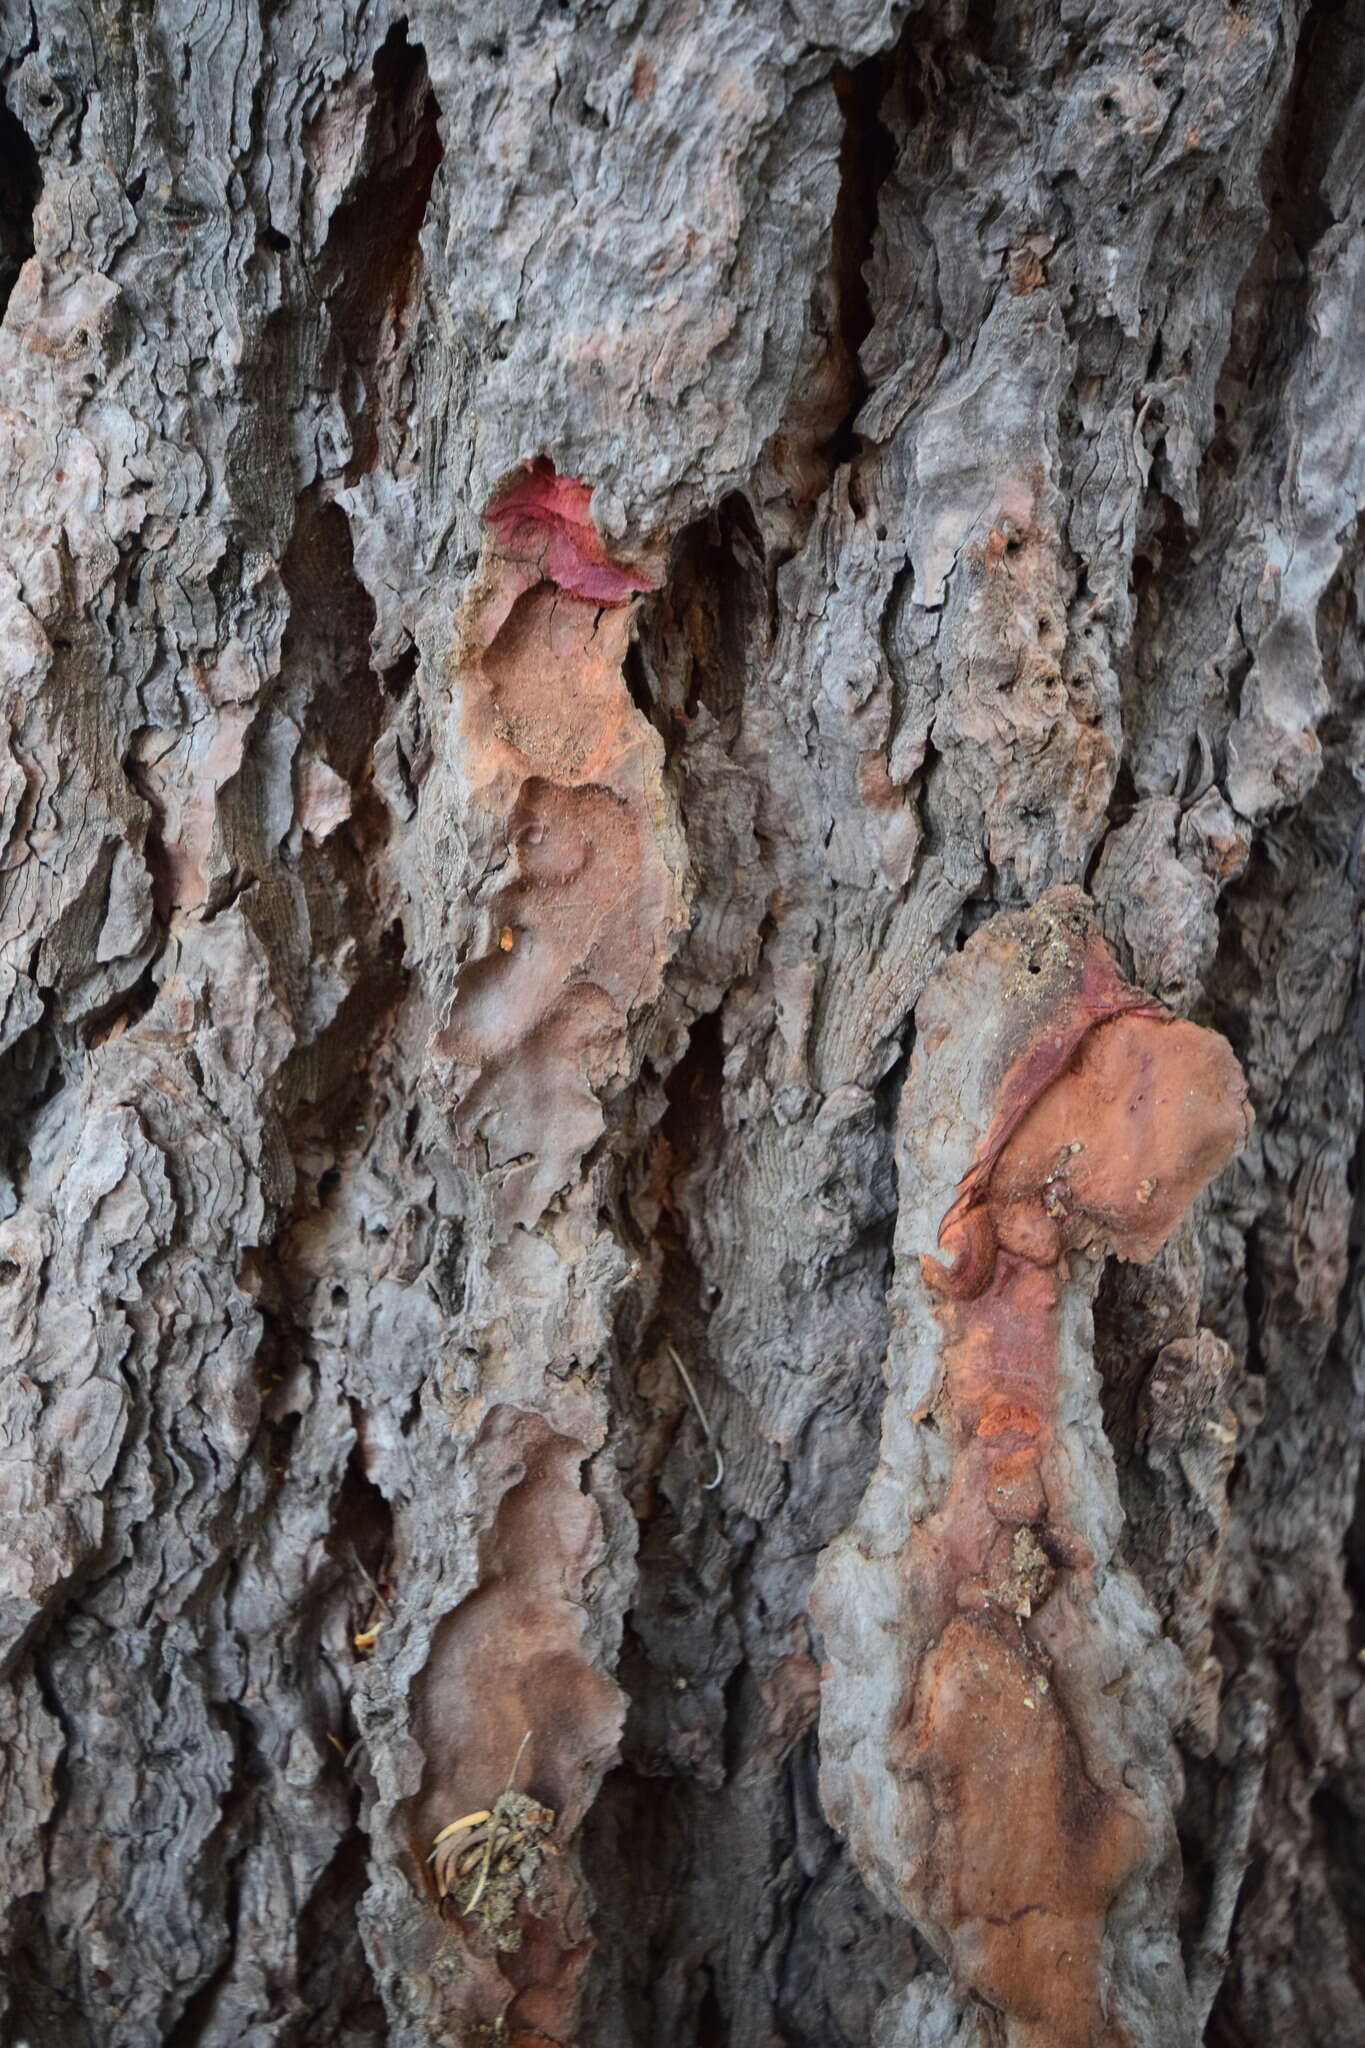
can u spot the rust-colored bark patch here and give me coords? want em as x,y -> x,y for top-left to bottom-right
907,1612 -> 1145,2048
485,458 -> 656,604
433,462 -> 685,1224
904,926 -> 1250,2044
410,1408 -> 621,2043
816,896 -> 1251,2048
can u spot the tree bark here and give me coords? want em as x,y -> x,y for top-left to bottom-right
0,1 -> 1361,2044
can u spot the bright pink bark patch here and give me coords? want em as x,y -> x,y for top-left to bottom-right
484,460 -> 655,605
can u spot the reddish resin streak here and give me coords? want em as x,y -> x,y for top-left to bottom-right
484,459 -> 656,604
904,938 -> 1250,2047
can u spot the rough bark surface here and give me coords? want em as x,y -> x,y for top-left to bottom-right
0,2 -> 1361,2045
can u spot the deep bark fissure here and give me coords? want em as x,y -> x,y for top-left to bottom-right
318,24 -> 442,486
827,53 -> 898,477
1195,515 -> 1365,2040
0,90 -> 38,317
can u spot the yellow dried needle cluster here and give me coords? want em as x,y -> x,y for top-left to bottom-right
428,1789 -> 557,1951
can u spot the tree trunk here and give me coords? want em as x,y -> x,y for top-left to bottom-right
0,1 -> 1361,2043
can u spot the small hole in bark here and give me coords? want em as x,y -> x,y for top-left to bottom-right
1005,536 -> 1023,555
332,1284 -> 348,1308
623,637 -> 653,720
697,1967 -> 727,2045
382,643 -> 418,697
0,1259 -> 19,1284
1100,94 -> 1118,115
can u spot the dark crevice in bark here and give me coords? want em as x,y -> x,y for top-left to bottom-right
1101,0 -> 1360,834
1263,0 -> 1362,256
0,92 -> 39,317
76,949 -> 162,1049
290,1434 -> 394,2042
7,1659 -> 76,2046
1115,492 -> 1199,799
1198,0 -> 1365,517
637,492 -> 767,739
1191,535 -> 1365,2041
621,634 -> 652,724
319,22 -> 442,484
0,995 -> 62,1214
766,34 -> 905,527
1347,1450 -> 1365,1660
826,56 -> 897,476
164,1828 -> 245,2048
330,1423 -> 398,1646
270,492 -> 409,1113
587,772 -> 908,2038
1093,1249 -> 1182,1466
1314,1779 -> 1365,2001
295,1828 -> 390,2046
585,1008 -> 738,2042
238,64 -> 444,2008
696,1968 -> 726,2046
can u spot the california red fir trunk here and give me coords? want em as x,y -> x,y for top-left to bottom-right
0,1 -> 1362,2044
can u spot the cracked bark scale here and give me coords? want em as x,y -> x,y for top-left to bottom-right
0,0 -> 1361,2045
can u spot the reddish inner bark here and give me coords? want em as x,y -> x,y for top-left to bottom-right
908,949 -> 1250,2046
484,459 -> 656,604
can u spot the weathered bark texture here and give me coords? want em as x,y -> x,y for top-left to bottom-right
0,1 -> 1361,2044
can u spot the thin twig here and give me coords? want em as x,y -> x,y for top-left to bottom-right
503,1728 -> 532,1795
667,1345 -> 724,1492
349,1542 -> 392,1617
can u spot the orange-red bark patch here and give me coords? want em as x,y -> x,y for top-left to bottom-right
907,931 -> 1249,2043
